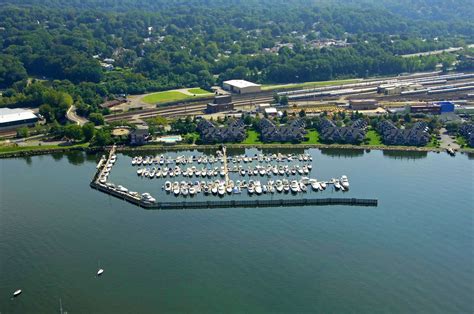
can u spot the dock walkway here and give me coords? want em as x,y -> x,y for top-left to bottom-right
90,180 -> 377,210
91,146 -> 378,210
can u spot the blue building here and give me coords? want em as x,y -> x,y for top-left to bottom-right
438,101 -> 455,113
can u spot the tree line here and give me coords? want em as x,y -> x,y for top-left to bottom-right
0,0 -> 472,117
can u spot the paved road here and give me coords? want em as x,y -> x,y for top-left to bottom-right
66,106 -> 88,126
439,128 -> 460,150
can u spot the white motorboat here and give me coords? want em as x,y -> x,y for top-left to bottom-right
299,182 -> 307,192
13,289 -> 22,297
189,186 -> 196,196
247,185 -> 255,195
181,186 -> 189,196
340,175 -> 349,189
290,181 -> 300,193
117,185 -> 128,193
211,185 -> 218,195
173,185 -> 180,196
334,180 -> 341,190
320,182 -> 327,190
97,268 -> 104,276
276,184 -> 284,193
218,185 -> 225,196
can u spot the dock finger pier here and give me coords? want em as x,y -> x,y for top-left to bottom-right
90,146 -> 378,209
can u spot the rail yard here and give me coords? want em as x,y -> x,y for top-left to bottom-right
104,71 -> 474,122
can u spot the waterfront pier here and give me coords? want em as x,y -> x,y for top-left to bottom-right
91,148 -> 378,210
90,179 -> 378,209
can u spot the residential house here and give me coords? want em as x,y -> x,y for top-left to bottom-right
378,120 -> 430,146
318,118 -> 367,144
459,123 -> 474,147
197,119 -> 246,144
258,118 -> 307,143
130,125 -> 150,145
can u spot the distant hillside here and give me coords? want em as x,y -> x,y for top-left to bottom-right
332,0 -> 474,20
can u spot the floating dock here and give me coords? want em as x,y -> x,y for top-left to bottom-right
91,147 -> 377,210
90,181 -> 377,209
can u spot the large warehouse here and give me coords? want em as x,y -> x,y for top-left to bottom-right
0,108 -> 38,130
223,79 -> 261,94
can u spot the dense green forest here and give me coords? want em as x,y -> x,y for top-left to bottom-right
0,0 -> 472,117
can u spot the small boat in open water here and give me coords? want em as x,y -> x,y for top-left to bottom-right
13,289 -> 22,297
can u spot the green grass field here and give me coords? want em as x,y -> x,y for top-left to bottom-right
455,136 -> 467,147
302,130 -> 320,144
426,135 -> 440,148
365,130 -> 383,146
262,79 -> 359,91
242,130 -> 262,144
142,91 -> 192,104
142,88 -> 212,104
188,88 -> 211,95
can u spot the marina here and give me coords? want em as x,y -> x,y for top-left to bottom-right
91,146 -> 376,209
1,149 -> 472,313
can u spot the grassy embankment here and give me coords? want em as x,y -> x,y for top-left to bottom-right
455,136 -> 467,147
241,129 -> 320,145
242,130 -> 262,144
0,142 -> 89,156
364,130 -> 383,146
426,135 -> 440,148
142,88 -> 212,104
261,79 -> 359,91
302,130 -> 320,144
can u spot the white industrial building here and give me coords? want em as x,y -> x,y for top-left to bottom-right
0,108 -> 38,130
264,107 -> 279,117
223,80 -> 261,94
257,103 -> 271,112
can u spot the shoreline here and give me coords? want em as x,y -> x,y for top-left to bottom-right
1,142 -> 473,158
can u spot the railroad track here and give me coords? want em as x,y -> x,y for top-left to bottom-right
106,96 -> 275,121
105,71 -> 473,122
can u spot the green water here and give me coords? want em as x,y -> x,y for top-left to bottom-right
0,149 -> 473,313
